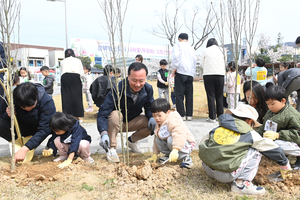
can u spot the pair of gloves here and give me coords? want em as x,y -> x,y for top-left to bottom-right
147,149 -> 179,163
42,149 -> 72,169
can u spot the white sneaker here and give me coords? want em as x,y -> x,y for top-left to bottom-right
107,148 -> 120,163
128,140 -> 144,154
206,118 -> 216,123
186,116 -> 192,121
231,181 -> 266,195
182,116 -> 186,121
171,105 -> 176,109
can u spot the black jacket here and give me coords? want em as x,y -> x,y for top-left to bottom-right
157,69 -> 169,88
43,75 -> 55,95
89,75 -> 112,105
47,121 -> 91,156
278,68 -> 300,89
0,83 -> 56,150
97,78 -> 154,133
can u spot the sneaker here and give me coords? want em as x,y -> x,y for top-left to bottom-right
171,105 -> 176,109
83,156 -> 94,163
107,148 -> 120,163
182,116 -> 186,121
231,181 -> 266,195
85,107 -> 93,112
159,156 -> 169,163
54,155 -> 68,162
128,140 -> 144,154
186,116 -> 192,121
180,156 -> 193,169
206,118 -> 216,123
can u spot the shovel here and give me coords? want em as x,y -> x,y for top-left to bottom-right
266,171 -> 283,182
266,169 -> 295,182
104,141 -> 120,163
155,159 -> 169,169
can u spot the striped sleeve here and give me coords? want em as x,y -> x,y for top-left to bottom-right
251,130 -> 288,166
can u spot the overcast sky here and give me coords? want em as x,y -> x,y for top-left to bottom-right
17,0 -> 300,53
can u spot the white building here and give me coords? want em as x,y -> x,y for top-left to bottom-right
10,44 -> 64,83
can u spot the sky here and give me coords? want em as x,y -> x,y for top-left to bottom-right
15,0 -> 300,54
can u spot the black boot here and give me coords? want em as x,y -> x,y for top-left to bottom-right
292,156 -> 300,169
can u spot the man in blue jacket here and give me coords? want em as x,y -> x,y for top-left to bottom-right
0,82 -> 56,162
97,62 -> 156,162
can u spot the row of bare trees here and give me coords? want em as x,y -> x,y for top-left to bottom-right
150,0 -> 261,108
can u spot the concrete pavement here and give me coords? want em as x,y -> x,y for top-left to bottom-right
0,118 -> 219,158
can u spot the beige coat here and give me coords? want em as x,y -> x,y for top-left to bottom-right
153,111 -> 196,154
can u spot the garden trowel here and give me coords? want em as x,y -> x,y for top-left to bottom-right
105,141 -> 120,162
266,171 -> 283,182
155,159 -> 169,169
266,169 -> 295,182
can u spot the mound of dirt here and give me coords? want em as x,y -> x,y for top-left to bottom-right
99,160 -> 187,197
254,156 -> 300,194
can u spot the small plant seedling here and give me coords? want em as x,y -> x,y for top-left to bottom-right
80,183 -> 94,191
103,178 -> 115,185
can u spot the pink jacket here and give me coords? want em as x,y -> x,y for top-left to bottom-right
226,71 -> 241,94
153,111 -> 196,154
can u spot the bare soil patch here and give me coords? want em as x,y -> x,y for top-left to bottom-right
1,152 -> 300,199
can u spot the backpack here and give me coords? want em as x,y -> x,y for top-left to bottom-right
89,75 -> 111,105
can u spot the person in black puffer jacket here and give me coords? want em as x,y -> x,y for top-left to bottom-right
0,82 -> 56,162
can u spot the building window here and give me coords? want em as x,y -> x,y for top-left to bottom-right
29,60 -> 34,66
37,60 -> 43,66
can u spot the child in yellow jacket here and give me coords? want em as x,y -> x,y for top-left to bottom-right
147,98 -> 196,168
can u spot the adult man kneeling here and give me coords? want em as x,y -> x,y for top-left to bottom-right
0,82 -> 56,162
97,62 -> 156,162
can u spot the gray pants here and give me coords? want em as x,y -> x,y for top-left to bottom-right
202,148 -> 261,183
158,87 -> 169,102
285,76 -> 300,112
275,140 -> 300,156
155,136 -> 194,160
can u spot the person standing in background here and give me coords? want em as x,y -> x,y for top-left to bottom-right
82,65 -> 93,112
60,49 -> 84,120
172,33 -> 196,121
201,38 -> 226,123
135,54 -> 143,63
157,59 -> 169,102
